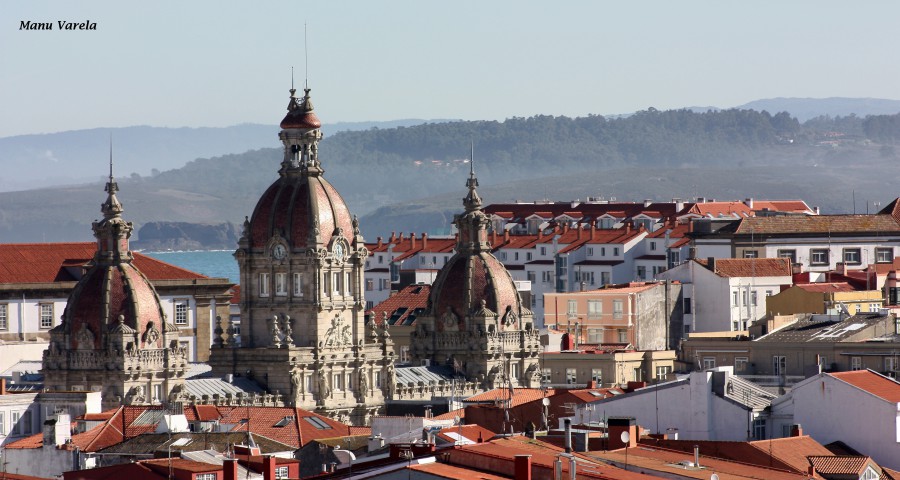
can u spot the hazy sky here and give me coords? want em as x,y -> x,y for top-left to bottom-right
3,1 -> 900,137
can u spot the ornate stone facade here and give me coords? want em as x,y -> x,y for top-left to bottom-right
42,162 -> 188,410
410,161 -> 543,390
208,86 -> 391,425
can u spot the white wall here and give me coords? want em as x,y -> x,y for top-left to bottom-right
574,371 -> 752,441
779,373 -> 900,470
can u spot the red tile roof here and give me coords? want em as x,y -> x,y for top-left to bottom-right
733,215 -> 900,235
0,243 -> 206,284
808,455 -> 872,475
5,406 -> 161,452
830,370 -> 900,402
795,282 -> 856,293
407,462 -> 509,480
432,408 -> 465,421
695,257 -> 792,278
367,283 -> 431,326
464,388 -> 554,408
212,406 -> 353,447
435,424 -> 496,444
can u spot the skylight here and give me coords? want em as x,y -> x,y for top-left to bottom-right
304,416 -> 332,430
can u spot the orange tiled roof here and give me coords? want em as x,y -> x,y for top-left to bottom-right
795,282 -> 856,293
464,388 -> 554,408
808,455 -> 872,475
367,284 -> 430,326
830,370 -> 900,403
407,462 -> 509,480
432,408 -> 465,421
435,424 -> 496,444
0,243 -> 207,284
215,406 -> 353,448
695,257 -> 792,278
5,406 -> 159,452
733,215 -> 900,235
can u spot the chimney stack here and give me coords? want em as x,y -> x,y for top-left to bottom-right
694,445 -> 700,468
607,417 -> 637,449
0,378 -> 6,396
707,257 -> 716,272
377,236 -> 383,249
514,455 -> 532,480
422,232 -> 428,249
564,419 -> 572,453
410,232 -> 417,249
791,424 -> 803,437
390,232 -> 396,243
262,456 -> 277,480
224,459 -> 238,480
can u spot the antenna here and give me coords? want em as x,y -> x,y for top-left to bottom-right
470,141 -> 475,176
291,66 -> 294,90
304,22 -> 309,89
109,134 -> 114,180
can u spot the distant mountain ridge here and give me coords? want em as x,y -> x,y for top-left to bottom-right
736,97 -> 900,122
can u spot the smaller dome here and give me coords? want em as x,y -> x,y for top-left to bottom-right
430,252 -> 522,321
280,87 -> 322,130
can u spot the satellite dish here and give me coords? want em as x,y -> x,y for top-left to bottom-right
620,431 -> 630,444
453,415 -> 461,425
542,398 -> 550,406
710,475 -> 719,480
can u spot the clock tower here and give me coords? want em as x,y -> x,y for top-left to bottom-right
208,86 -> 391,425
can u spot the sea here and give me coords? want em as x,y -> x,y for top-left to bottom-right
143,250 -> 240,283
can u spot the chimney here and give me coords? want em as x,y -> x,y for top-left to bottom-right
390,231 -> 396,243
492,230 -> 497,244
564,419 -> 572,453
706,257 -> 716,272
0,378 -> 6,396
562,224 -> 569,234
625,221 -> 632,234
422,232 -> 428,249
590,220 -> 596,237
814,206 -> 820,215
377,236 -> 383,248
790,424 -> 803,437
410,232 -> 417,250
577,226 -> 583,240
744,198 -> 754,209
504,230 -> 510,242
514,455 -> 532,480
808,465 -> 817,477
262,456 -> 277,480
607,417 -> 637,449
644,199 -> 652,207
224,459 -> 238,480
673,198 -> 684,211
694,445 -> 700,468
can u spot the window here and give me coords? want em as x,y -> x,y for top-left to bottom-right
39,303 -> 53,329
11,412 -> 20,435
294,273 -> 304,297
345,272 -> 352,295
542,368 -> 552,384
852,356 -> 862,370
540,247 -> 546,256
378,255 -> 383,264
870,303 -> 881,311
174,300 -> 188,325
380,278 -> 390,291
197,473 -> 217,480
526,271 -> 536,283
773,356 -> 786,376
613,247 -> 620,256
375,371 -> 382,388
656,366 -> 671,380
275,273 -> 287,296
153,384 -> 162,403
617,329 -> 627,343
567,300 -> 578,318
600,218 -> 615,229
588,300 -> 602,319
514,252 -> 519,261
613,300 -> 623,319
843,248 -> 862,264
885,357 -> 898,373
863,467 -> 880,480
777,249 -> 796,263
591,368 -> 603,383
668,250 -> 681,268
732,291 -> 739,307
684,298 -> 692,314
601,272 -> 610,285
601,247 -> 607,256
259,273 -> 270,297
565,368 -> 577,384
636,266 -> 646,280
587,247 -> 594,256
741,290 -> 748,307
735,357 -> 749,372
877,247 -> 894,263
542,271 -> 553,283
650,241 -> 657,251
810,249 -> 829,265
743,250 -> 759,258
333,374 -> 343,391
333,272 -> 342,295
753,418 -> 766,440
0,304 -> 7,330
526,252 -> 533,261
500,252 -> 507,261
587,328 -> 603,343
0,412 -> 4,435
751,291 -> 758,306
702,357 -> 716,369
276,466 -> 289,479
510,362 -> 520,383
400,346 -> 410,363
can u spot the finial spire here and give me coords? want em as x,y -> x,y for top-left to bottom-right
102,137 -> 123,219
304,22 -> 309,90
463,142 -> 482,212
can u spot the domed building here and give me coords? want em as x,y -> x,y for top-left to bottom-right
42,164 -> 188,410
208,86 -> 391,425
409,162 -> 542,390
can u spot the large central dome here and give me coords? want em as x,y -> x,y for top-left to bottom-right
247,87 -> 354,250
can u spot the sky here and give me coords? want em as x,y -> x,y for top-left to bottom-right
3,1 -> 900,137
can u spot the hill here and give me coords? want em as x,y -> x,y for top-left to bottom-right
5,106 -> 900,244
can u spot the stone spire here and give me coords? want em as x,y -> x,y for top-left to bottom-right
92,140 -> 134,265
455,144 -> 490,255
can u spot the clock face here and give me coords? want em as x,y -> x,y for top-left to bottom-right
333,242 -> 345,261
272,244 -> 286,260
